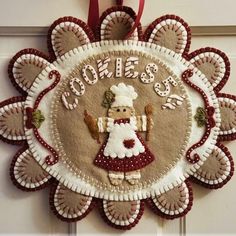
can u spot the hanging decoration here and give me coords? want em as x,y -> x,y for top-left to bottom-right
0,0 -> 235,230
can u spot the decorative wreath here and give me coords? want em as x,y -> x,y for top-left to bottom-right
0,0 -> 234,230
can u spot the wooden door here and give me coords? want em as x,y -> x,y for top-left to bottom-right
0,1 -> 236,235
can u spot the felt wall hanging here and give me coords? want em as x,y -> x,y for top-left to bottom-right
1,0 -> 235,230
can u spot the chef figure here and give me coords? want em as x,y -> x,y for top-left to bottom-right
84,83 -> 155,185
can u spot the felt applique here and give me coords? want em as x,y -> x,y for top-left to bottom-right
194,107 -> 207,127
0,0 -> 235,230
85,83 -> 155,185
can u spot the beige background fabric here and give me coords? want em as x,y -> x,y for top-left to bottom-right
51,51 -> 192,192
219,102 -> 236,131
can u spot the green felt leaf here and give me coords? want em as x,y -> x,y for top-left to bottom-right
194,107 -> 207,127
32,110 -> 45,129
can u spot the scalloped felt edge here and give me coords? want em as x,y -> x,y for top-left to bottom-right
8,48 -> 52,96
47,16 -> 95,60
10,144 -> 53,192
145,180 -> 193,220
0,96 -> 27,145
95,5 -> 143,41
187,47 -> 230,93
190,142 -> 234,189
49,181 -> 97,222
144,14 -> 191,58
98,198 -> 145,230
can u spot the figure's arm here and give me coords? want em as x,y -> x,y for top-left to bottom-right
84,110 -> 109,143
136,115 -> 147,131
136,115 -> 154,132
96,117 -> 109,133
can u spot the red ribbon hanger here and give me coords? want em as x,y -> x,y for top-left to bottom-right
87,0 -> 145,38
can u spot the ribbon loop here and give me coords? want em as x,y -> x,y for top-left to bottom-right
87,0 -> 100,33
125,0 -> 145,39
116,0 -> 123,5
87,0 -> 145,39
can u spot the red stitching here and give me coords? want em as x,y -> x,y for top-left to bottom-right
26,70 -> 61,166
182,69 -> 215,164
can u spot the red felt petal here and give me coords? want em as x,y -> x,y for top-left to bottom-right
8,48 -> 51,96
188,47 -> 230,93
99,199 -> 144,230
97,6 -> 143,41
144,15 -> 191,56
50,182 -> 95,222
0,96 -> 26,145
190,143 -> 234,189
47,16 -> 95,59
217,93 -> 236,141
146,180 -> 193,219
10,145 -> 52,191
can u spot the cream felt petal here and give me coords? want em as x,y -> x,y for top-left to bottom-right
10,147 -> 51,191
191,143 -> 234,189
217,94 -> 236,141
48,17 -> 94,58
189,48 -> 230,92
144,15 -> 191,55
9,49 -> 50,94
148,181 -> 193,219
0,97 -> 26,143
50,183 -> 94,221
101,200 -> 144,230
98,6 -> 142,41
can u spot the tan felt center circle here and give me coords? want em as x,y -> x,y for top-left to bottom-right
50,51 -> 192,193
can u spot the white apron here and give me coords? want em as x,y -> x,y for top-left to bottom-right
103,117 -> 145,159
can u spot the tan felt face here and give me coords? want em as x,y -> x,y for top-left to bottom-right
51,51 -> 192,192
108,107 -> 134,119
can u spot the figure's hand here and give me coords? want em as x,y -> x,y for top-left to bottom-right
148,117 -> 154,130
84,110 -> 100,144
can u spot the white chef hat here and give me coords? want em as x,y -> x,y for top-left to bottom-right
110,83 -> 138,108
